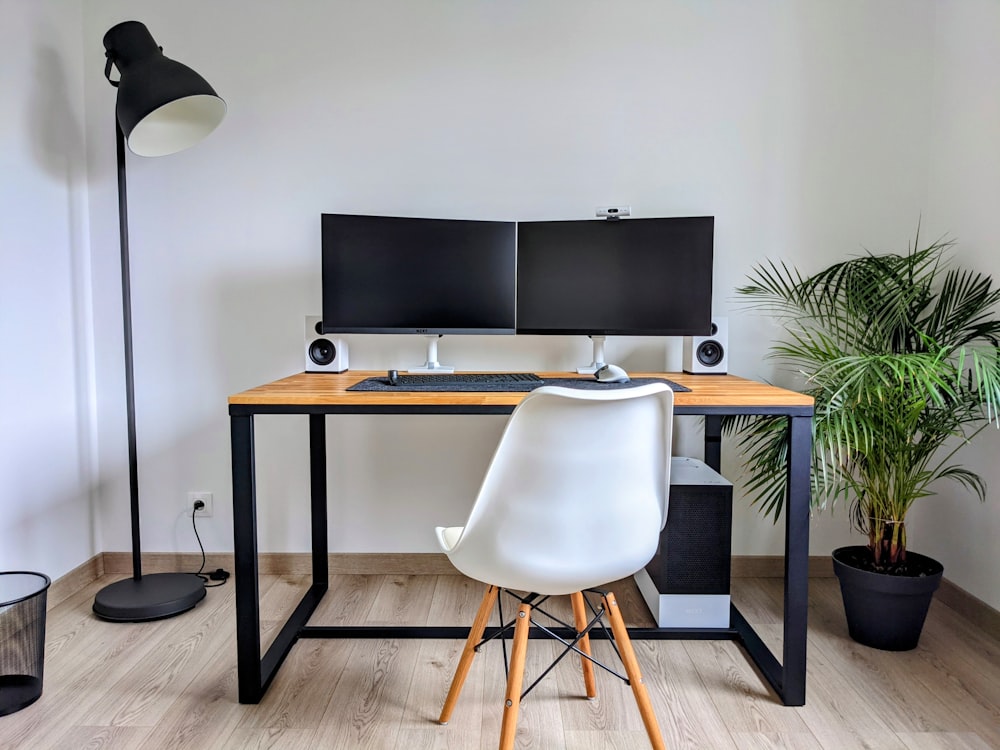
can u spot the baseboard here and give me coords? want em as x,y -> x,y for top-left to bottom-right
936,578 -> 1000,636
58,552 -> 996,632
101,552 -> 235,577
47,554 -> 105,610
99,551 -> 456,577
99,552 -> 828,578
733,555 -> 999,634
87,553 -> 876,579
731,555 -> 835,578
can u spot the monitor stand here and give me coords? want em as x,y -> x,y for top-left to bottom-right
577,335 -> 608,374
408,334 -> 455,373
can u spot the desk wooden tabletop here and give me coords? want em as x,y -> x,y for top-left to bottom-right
229,371 -> 813,412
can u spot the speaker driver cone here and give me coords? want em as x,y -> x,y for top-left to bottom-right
309,339 -> 336,366
696,340 -> 724,367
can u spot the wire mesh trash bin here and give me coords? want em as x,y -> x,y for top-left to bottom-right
0,572 -> 51,716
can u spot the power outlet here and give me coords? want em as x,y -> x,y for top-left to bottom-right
188,491 -> 213,518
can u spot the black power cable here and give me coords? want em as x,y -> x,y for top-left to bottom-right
191,505 -> 230,587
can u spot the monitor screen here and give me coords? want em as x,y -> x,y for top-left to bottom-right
515,216 -> 714,336
321,214 -> 517,334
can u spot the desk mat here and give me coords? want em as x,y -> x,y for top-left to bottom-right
348,376 -> 690,393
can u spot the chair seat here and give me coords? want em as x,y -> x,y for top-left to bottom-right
436,522 -> 660,596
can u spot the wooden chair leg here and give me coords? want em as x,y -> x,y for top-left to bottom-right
570,591 -> 597,699
439,584 -> 500,724
602,591 -> 666,750
499,602 -> 532,750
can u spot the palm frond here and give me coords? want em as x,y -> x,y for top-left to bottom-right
731,231 -> 1000,537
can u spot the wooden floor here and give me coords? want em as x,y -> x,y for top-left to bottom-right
3,572 -> 999,749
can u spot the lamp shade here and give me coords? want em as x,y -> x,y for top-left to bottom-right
103,21 -> 226,157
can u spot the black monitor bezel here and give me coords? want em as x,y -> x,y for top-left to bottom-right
320,213 -> 517,335
514,216 -> 715,337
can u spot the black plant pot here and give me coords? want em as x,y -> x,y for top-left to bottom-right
832,545 -> 943,651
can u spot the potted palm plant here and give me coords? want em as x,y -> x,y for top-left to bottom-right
725,233 -> 1000,650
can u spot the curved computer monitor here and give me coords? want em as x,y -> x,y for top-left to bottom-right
515,216 -> 715,336
321,213 -> 517,335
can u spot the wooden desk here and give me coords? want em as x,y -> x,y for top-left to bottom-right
229,371 -> 814,706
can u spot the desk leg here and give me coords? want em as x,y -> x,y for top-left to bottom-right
703,415 -> 722,472
710,410 -> 809,706
782,414 -> 811,706
231,413 -> 262,704
310,415 -> 328,587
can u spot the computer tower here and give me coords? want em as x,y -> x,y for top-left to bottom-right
634,457 -> 733,628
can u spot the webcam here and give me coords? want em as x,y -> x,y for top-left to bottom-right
597,205 -> 631,220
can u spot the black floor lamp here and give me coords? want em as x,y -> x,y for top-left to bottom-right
93,21 -> 226,622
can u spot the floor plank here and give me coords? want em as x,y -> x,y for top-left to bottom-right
3,572 -> 998,750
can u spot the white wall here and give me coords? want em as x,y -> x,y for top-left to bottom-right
12,1 -> 988,609
81,0 -> 932,560
909,0 -> 1000,608
0,0 -> 97,579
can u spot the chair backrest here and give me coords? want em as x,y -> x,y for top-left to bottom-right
441,383 -> 674,595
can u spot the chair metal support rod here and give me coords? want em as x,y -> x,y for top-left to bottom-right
521,615 -> 629,700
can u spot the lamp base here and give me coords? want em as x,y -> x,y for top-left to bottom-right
93,572 -> 206,622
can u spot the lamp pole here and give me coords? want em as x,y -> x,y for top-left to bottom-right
115,118 -> 142,581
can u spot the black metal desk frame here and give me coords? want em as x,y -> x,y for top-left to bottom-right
230,396 -> 812,707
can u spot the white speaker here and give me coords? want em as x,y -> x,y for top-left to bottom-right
683,317 -> 728,374
304,316 -> 349,373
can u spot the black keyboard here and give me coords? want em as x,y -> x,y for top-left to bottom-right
346,373 -> 691,393
399,372 -> 541,385
392,372 -> 543,391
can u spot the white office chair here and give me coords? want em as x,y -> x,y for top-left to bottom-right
435,383 -> 674,750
